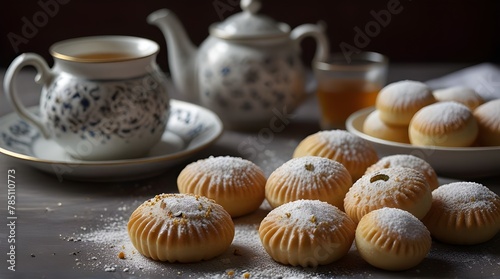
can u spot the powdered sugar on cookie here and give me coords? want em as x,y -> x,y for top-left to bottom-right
372,207 -> 430,241
432,182 -> 500,212
270,200 -> 349,233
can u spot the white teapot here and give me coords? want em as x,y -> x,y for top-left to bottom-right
148,0 -> 329,129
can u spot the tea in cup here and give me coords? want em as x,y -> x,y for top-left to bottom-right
314,52 -> 388,129
3,36 -> 170,160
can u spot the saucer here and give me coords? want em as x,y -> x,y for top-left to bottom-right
0,100 -> 223,182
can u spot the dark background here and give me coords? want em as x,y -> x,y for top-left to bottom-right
1,0 -> 499,72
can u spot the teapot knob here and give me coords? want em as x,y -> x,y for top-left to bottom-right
241,0 -> 261,14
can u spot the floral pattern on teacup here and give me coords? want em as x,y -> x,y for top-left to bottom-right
40,74 -> 170,143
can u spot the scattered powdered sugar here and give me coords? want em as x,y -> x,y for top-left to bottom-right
371,207 -> 430,240
78,217 -> 154,274
433,182 -> 500,212
68,200 -> 348,278
65,196 -> 500,278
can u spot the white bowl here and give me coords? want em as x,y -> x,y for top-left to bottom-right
346,107 -> 500,178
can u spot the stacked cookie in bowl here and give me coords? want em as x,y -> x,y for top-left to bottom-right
363,80 -> 500,147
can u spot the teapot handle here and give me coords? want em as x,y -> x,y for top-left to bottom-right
291,23 -> 330,62
3,53 -> 54,138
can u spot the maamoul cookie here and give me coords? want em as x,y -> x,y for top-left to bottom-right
259,199 -> 356,267
376,80 -> 435,126
293,130 -> 378,181
128,193 -> 235,262
344,167 -> 432,224
365,154 -> 439,191
355,207 -> 431,271
362,110 -> 410,143
409,101 -> 478,147
422,182 -> 500,245
265,156 -> 352,210
433,86 -> 484,110
473,99 -> 500,146
177,156 -> 266,217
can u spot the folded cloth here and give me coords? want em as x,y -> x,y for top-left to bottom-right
426,63 -> 500,101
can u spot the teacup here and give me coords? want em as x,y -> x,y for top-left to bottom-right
3,36 -> 170,160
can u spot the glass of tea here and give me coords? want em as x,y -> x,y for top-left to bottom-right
313,52 -> 388,129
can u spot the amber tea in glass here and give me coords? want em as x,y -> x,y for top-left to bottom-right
314,52 -> 388,129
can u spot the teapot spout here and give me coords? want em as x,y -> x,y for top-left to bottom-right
148,9 -> 198,102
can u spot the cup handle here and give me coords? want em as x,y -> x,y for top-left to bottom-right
290,23 -> 330,63
3,53 -> 54,138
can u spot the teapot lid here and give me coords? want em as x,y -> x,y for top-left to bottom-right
210,0 -> 290,40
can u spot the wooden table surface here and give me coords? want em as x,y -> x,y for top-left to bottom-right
1,64 -> 499,279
